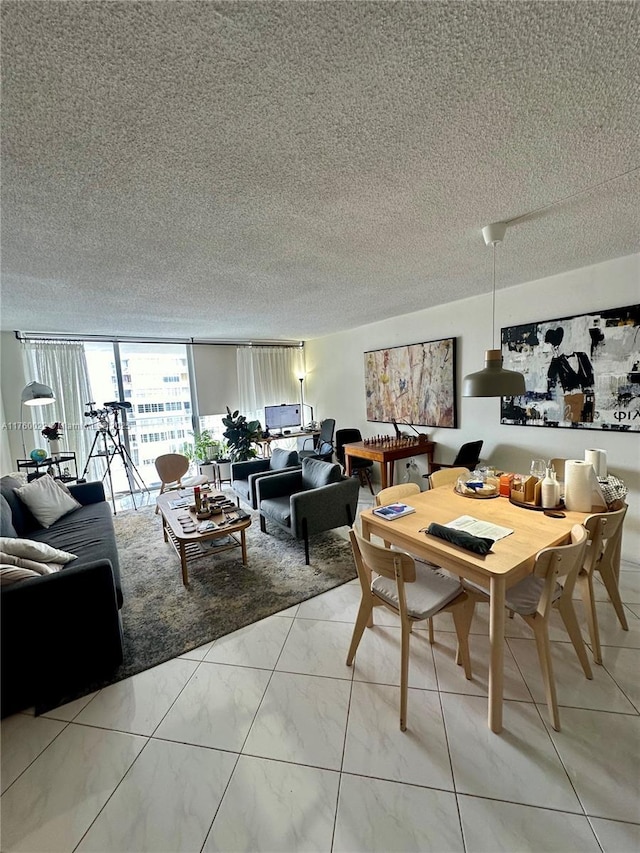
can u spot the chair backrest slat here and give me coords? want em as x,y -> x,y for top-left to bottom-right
155,453 -> 189,484
583,505 -> 627,575
533,525 -> 588,619
375,483 -> 420,507
429,467 -> 470,490
350,529 -> 416,583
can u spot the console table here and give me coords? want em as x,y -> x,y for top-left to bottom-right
343,439 -> 435,489
17,452 -> 78,484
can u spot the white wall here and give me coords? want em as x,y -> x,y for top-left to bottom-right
0,332 -> 29,471
305,254 -> 640,563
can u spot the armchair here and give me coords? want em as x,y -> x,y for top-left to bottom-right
256,457 -> 359,564
230,448 -> 300,509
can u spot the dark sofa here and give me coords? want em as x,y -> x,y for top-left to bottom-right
1,475 -> 123,717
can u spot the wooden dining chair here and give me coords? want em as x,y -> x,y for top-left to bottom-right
427,467 -> 470,490
575,504 -> 628,664
465,525 -> 591,731
374,483 -> 420,507
347,529 -> 474,731
154,453 -> 208,513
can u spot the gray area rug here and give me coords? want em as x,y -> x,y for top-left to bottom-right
97,500 -> 355,689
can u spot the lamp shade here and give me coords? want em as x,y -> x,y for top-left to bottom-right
462,350 -> 526,397
21,381 -> 55,406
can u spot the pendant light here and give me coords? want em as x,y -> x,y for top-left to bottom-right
462,222 -> 526,397
20,380 -> 56,456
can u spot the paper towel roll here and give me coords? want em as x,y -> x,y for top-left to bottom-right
585,448 -> 607,478
565,459 -> 606,512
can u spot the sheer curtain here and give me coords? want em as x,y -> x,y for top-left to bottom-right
237,347 -> 304,425
22,340 -> 94,473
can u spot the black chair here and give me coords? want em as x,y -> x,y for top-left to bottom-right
299,418 -> 335,463
430,440 -> 483,474
336,428 -> 374,494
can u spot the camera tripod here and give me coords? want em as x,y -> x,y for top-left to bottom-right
81,406 -> 148,513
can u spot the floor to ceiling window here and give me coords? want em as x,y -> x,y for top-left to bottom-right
84,342 -> 195,495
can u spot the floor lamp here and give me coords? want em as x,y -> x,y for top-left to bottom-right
20,381 -> 56,458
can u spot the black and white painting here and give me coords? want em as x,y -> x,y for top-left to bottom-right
500,304 -> 640,431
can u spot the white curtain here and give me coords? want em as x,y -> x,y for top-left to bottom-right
237,347 -> 304,426
22,340 -> 94,474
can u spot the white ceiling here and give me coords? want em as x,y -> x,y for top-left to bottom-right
1,1 -> 639,342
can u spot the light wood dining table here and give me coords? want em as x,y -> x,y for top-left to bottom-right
359,485 -> 589,733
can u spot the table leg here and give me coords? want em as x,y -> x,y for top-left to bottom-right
346,455 -> 353,477
489,575 -> 505,733
380,462 -> 388,489
180,544 -> 189,587
241,528 -> 247,565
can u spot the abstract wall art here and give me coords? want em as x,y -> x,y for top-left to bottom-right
500,304 -> 640,431
365,337 -> 457,428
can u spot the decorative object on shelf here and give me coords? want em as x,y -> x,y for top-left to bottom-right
222,407 -> 263,461
501,303 -> 639,431
30,448 -> 48,463
42,422 -> 64,460
365,337 -> 457,428
463,222 -> 526,398
20,381 -> 56,457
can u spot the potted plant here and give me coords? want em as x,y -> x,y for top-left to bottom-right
42,422 -> 64,460
222,407 -> 263,462
183,430 -> 221,481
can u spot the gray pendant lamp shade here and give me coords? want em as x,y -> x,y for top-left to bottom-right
21,381 -> 55,405
462,222 -> 526,398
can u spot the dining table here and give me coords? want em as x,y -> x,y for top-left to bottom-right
359,485 -> 589,733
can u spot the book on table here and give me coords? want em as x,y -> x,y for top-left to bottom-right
445,515 -> 513,541
372,503 -> 416,520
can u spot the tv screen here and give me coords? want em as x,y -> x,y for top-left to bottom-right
264,404 -> 301,432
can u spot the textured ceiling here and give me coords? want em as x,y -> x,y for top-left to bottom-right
1,1 -> 639,342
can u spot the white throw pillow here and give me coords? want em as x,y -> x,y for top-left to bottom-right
0,552 -> 60,573
0,537 -> 77,564
0,566 -> 41,586
13,475 -> 81,529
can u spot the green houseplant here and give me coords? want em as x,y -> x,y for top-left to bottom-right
222,407 -> 263,461
183,430 -> 220,464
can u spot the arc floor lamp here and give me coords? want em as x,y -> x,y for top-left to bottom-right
20,381 -> 56,457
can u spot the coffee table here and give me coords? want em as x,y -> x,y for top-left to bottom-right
156,490 -> 252,586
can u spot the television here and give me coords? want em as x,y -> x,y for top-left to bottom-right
264,403 -> 301,432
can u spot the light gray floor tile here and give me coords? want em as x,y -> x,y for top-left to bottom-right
601,645 -> 640,711
243,671 -> 350,770
275,617 -> 356,679
77,739 -> 237,852
204,755 -> 339,852
204,613 -> 293,669
1,713 -> 66,793
296,580 -> 362,623
433,631 -> 531,700
0,724 -> 146,852
545,707 -> 640,823
343,681 -> 453,789
154,661 -> 270,751
441,693 -> 581,812
508,636 -> 637,714
74,658 -> 199,735
589,816 -> 640,853
458,795 -> 601,852
352,623 -> 439,690
334,773 -> 464,852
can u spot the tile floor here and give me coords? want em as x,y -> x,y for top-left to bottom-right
2,490 -> 639,852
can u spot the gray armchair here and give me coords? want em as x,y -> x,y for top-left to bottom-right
231,447 -> 300,509
256,457 -> 360,564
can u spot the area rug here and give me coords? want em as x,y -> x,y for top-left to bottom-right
57,500 -> 356,704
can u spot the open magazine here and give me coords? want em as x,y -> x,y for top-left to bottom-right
372,503 -> 416,521
445,515 -> 513,541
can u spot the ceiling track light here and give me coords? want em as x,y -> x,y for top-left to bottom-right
462,222 -> 526,398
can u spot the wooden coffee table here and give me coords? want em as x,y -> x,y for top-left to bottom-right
156,490 -> 252,586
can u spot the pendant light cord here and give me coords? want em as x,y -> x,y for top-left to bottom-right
491,242 -> 497,350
